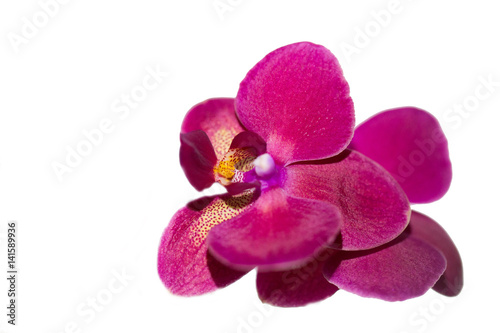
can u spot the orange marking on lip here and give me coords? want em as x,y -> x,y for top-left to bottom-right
213,148 -> 256,184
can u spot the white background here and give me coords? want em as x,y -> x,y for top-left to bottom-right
1,0 -> 499,332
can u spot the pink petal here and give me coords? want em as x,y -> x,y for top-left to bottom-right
229,131 -> 267,156
284,150 -> 410,251
256,248 -> 338,307
157,192 -> 258,296
324,229 -> 446,301
236,42 -> 355,166
180,131 -> 217,191
208,187 -> 341,271
349,107 -> 452,203
409,211 -> 463,296
225,182 -> 260,196
181,98 -> 244,160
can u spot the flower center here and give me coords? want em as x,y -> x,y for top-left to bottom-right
213,147 -> 279,189
253,153 -> 275,178
213,148 -> 256,185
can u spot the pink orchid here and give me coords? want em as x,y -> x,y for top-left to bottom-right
157,42 -> 463,306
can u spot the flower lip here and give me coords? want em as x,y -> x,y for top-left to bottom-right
213,147 -> 256,185
214,150 -> 283,192
213,131 -> 275,189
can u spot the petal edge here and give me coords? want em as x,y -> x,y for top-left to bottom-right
324,232 -> 446,301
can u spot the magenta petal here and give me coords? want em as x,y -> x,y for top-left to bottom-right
409,211 -> 463,296
236,42 -> 355,165
229,131 -> 267,156
284,150 -> 410,251
180,131 -> 217,191
157,193 -> 257,296
181,98 -> 244,160
225,181 -> 260,196
324,231 -> 446,301
208,188 -> 341,270
349,107 -> 452,203
256,248 -> 338,307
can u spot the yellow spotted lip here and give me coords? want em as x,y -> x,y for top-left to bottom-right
213,148 -> 256,185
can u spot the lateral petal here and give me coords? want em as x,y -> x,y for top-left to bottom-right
157,192 -> 257,296
284,150 -> 410,251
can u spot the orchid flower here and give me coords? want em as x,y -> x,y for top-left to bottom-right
157,42 -> 463,307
